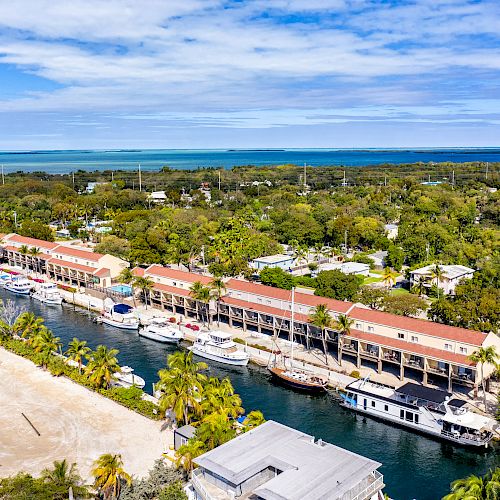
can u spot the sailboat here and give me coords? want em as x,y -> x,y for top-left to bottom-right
268,288 -> 327,393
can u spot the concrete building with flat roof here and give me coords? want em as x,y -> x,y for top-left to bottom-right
191,420 -> 385,500
251,254 -> 295,271
410,264 -> 475,295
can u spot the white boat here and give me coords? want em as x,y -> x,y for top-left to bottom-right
139,318 -> 184,344
189,331 -> 250,366
97,299 -> 139,330
113,366 -> 145,389
341,378 -> 496,448
4,276 -> 33,295
0,273 -> 12,287
31,282 -> 63,305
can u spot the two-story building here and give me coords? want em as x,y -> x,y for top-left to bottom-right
191,420 -> 385,500
410,264 -> 475,295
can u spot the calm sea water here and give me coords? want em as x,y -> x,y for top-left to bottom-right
0,149 -> 499,173
2,290 -> 498,500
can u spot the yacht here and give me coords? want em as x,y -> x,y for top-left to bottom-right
113,366 -> 145,389
0,272 -> 12,287
341,378 -> 496,448
31,282 -> 63,305
189,331 -> 250,366
4,276 -> 33,295
97,299 -> 139,330
139,318 -> 184,344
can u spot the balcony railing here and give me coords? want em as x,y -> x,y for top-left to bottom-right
427,366 -> 448,376
191,469 -> 217,500
343,471 -> 385,500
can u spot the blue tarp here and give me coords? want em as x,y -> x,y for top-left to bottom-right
113,303 -> 133,314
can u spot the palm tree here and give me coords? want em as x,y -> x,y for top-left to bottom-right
309,304 -> 333,365
28,247 -> 42,275
413,275 -> 427,297
176,439 -> 205,472
92,453 -> 131,500
13,311 -> 45,339
132,276 -> 154,309
382,267 -> 398,288
243,410 -> 266,431
210,277 -> 226,327
469,346 -> 498,410
430,264 -> 444,299
336,314 -> 354,336
190,281 -> 212,325
201,377 -> 243,418
443,469 -> 500,500
41,459 -> 89,499
18,244 -> 29,270
29,328 -> 62,368
157,351 -> 207,425
85,345 -> 121,389
196,412 -> 236,450
66,337 -> 91,374
118,267 -> 136,306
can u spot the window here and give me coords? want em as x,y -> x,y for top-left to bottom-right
400,409 -> 405,420
173,282 -> 177,287
405,411 -> 414,422
384,405 -> 389,412
459,347 -> 467,354
363,399 -> 367,410
267,300 -> 271,305
368,326 -> 374,333
444,343 -> 452,351
411,336 -> 418,343
356,323 -> 361,329
398,333 -> 405,339
415,414 -> 419,424
371,401 -> 376,408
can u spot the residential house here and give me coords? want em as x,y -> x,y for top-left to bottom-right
410,264 -> 475,295
251,254 -> 295,271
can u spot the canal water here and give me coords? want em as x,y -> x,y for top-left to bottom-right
2,290 -> 498,500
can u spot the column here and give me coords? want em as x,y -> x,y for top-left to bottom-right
338,337 -> 343,366
399,354 -> 404,381
447,364 -> 453,393
356,343 -> 361,369
377,349 -> 382,375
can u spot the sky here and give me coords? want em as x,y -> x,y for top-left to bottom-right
0,0 -> 499,149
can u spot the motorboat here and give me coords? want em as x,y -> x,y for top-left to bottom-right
340,378 -> 496,448
139,318 -> 184,344
4,276 -> 33,295
31,282 -> 63,305
189,331 -> 250,366
0,272 -> 13,287
113,366 -> 146,389
97,299 -> 139,330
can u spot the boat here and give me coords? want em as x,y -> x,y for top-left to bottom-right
0,273 -> 13,287
139,318 -> 184,344
340,377 -> 496,448
113,366 -> 146,389
31,282 -> 63,305
268,287 -> 327,392
189,331 -> 250,366
4,276 -> 33,295
97,299 -> 139,330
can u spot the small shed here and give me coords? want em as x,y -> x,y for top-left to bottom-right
174,424 -> 196,450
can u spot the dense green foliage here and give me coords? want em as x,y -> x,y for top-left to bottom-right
314,270 -> 363,301
442,467 -> 500,500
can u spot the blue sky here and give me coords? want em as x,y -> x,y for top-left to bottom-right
0,0 -> 499,149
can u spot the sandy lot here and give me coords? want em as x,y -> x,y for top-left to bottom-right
0,348 -> 172,481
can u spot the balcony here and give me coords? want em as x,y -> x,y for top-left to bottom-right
347,470 -> 385,500
383,351 -> 400,363
451,371 -> 475,386
191,469 -> 232,500
343,343 -> 358,354
360,346 -> 379,359
427,365 -> 448,376
245,312 -> 259,322
404,357 -> 424,370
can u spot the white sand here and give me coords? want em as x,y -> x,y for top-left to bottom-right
0,347 -> 172,481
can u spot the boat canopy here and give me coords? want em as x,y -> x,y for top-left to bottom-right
113,303 -> 134,314
396,382 -> 451,404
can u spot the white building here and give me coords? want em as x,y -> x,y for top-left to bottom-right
148,191 -> 167,204
316,261 -> 370,277
410,264 -> 475,295
252,254 -> 295,271
384,224 -> 399,240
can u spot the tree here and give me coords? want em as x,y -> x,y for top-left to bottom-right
65,337 -> 91,374
19,220 -> 54,241
210,277 -> 226,327
0,299 -> 25,338
356,286 -> 388,310
201,377 -> 243,418
196,412 -> 236,450
442,468 -> 500,500
309,304 -> 334,365
29,328 -> 62,368
85,345 -> 121,389
314,270 -> 362,301
336,314 -> 354,337
259,266 -> 294,290
95,235 -> 130,260
133,276 -> 154,309
159,481 -> 188,500
431,264 -> 444,300
29,246 -> 42,274
382,294 -> 428,317
176,439 -> 205,472
40,459 -> 89,499
382,267 -> 398,288
385,244 -> 404,271
469,346 -> 499,410
242,410 -> 266,431
118,267 -> 136,306
412,275 -> 427,297
92,453 -> 131,500
13,311 -> 45,339
0,472 -> 59,499
189,281 -> 211,325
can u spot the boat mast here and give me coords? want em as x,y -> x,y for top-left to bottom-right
290,287 -> 295,369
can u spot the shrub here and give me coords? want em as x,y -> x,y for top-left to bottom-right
350,370 -> 361,379
159,481 -> 188,500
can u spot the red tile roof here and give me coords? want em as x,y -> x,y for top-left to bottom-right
7,234 -> 58,250
47,258 -> 96,273
146,265 -> 212,284
132,267 -> 145,277
226,279 -> 352,313
94,267 -> 110,278
350,306 -> 486,346
4,245 -> 50,259
153,282 -> 192,298
53,245 -> 103,261
346,330 -> 475,367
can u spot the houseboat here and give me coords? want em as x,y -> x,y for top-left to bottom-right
4,276 -> 33,295
139,318 -> 184,344
31,282 -> 63,305
97,299 -> 139,330
341,378 -> 496,448
189,331 -> 250,366
113,366 -> 145,389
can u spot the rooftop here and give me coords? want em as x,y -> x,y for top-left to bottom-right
5,234 -> 59,250
53,245 -> 104,261
194,420 -> 382,500
146,264 -> 212,284
253,254 -> 294,264
410,264 -> 475,280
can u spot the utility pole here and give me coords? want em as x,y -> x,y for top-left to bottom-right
72,171 -> 75,189
218,170 -> 221,191
452,170 -> 455,188
1,164 -> 4,185
303,162 -> 307,189
13,211 -> 17,229
111,171 -> 114,183
384,175 -> 387,187
343,170 -> 346,187
138,163 -> 142,191
344,230 -> 348,255
486,162 -> 489,180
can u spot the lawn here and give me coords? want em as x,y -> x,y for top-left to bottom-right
389,287 -> 410,296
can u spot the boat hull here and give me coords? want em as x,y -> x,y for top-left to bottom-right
4,285 -> 31,295
100,317 -> 139,330
269,367 -> 327,393
189,346 -> 249,366
138,329 -> 181,344
31,293 -> 63,305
